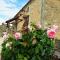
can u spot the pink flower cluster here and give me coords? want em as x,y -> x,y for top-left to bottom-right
14,32 -> 22,40
47,25 -> 58,39
10,24 -> 58,40
35,22 -> 58,39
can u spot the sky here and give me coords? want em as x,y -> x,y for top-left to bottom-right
0,0 -> 29,24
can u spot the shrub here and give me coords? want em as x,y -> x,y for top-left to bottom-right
1,24 -> 57,60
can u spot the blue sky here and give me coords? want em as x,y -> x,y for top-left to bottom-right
0,0 -> 29,24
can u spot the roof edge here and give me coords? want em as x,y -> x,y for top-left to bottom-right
6,0 -> 31,23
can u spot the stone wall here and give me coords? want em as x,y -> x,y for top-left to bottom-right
43,0 -> 60,39
16,0 -> 60,39
29,0 -> 41,24
17,0 -> 41,31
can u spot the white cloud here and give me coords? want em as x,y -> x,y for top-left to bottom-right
0,0 -> 23,23
0,0 -> 29,23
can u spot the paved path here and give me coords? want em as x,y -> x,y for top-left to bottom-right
0,37 -> 4,60
0,37 -> 4,53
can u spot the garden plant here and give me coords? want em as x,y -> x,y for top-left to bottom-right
1,23 -> 58,60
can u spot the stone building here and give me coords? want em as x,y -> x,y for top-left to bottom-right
6,0 -> 41,32
6,0 -> 60,39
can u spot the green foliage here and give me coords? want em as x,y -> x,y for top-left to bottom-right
0,23 -> 7,37
1,28 -> 54,60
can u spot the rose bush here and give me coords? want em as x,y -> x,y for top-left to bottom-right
1,24 -> 58,60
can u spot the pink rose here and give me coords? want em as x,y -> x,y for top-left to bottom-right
3,32 -> 7,35
14,32 -> 22,40
3,32 -> 8,39
36,22 -> 41,29
47,29 -> 56,39
52,25 -> 58,31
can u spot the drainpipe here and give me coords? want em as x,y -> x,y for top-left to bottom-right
41,0 -> 46,28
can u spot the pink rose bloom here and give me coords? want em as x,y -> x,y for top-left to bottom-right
47,29 -> 56,39
52,25 -> 58,31
3,32 -> 8,39
36,22 -> 41,29
3,32 -> 7,35
14,32 -> 22,40
3,35 -> 8,40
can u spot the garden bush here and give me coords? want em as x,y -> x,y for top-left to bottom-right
1,24 -> 58,60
